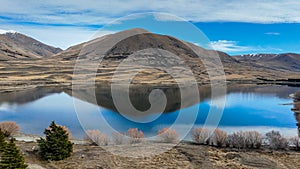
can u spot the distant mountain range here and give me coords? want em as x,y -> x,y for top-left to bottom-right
0,32 -> 62,60
1,29 -> 299,72
0,28 -> 299,89
233,53 -> 300,72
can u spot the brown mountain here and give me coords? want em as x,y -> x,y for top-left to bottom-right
54,28 -> 236,64
233,53 -> 300,72
52,28 -> 300,85
0,32 -> 62,60
53,28 -> 240,86
0,28 -> 299,94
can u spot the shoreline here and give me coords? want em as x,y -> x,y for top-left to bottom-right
14,138 -> 300,169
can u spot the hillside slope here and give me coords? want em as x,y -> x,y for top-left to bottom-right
0,32 -> 62,60
233,53 -> 300,72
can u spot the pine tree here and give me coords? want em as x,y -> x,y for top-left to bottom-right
37,121 -> 73,161
0,138 -> 28,169
0,130 -> 6,152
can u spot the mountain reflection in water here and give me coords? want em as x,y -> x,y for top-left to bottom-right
0,84 -> 299,139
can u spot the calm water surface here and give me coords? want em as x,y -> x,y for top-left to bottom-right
0,85 -> 299,139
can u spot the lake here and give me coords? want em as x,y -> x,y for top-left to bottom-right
0,85 -> 299,140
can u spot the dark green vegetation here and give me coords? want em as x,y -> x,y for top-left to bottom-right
0,130 -> 5,152
0,130 -> 27,169
37,121 -> 73,161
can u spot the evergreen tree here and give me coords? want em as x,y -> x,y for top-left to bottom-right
37,121 -> 73,161
0,130 -> 6,152
0,138 -> 27,169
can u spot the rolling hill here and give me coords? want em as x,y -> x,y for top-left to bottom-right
0,32 -> 62,60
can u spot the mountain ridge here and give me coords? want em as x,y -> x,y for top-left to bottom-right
1,28 -> 299,69
0,28 -> 299,91
233,53 -> 300,72
0,32 -> 62,60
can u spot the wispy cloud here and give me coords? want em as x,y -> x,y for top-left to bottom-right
153,13 -> 184,22
0,26 -> 115,49
208,40 -> 283,54
265,32 -> 280,36
0,0 -> 297,50
209,40 -> 253,52
1,0 -> 300,25
0,29 -> 16,34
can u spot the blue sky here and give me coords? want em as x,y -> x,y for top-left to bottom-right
0,0 -> 300,55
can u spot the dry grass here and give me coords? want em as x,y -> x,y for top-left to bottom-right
16,141 -> 300,169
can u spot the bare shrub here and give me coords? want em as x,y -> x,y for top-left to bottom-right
289,136 -> 300,150
192,128 -> 210,144
126,128 -> 145,144
226,132 -> 245,149
226,133 -> 243,149
85,130 -> 108,146
0,121 -> 20,137
265,130 -> 288,150
157,128 -> 178,143
227,131 -> 262,149
112,132 -> 125,145
212,129 -> 227,147
244,131 -> 262,149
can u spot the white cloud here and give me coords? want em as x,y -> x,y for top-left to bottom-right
0,26 -> 115,49
0,29 -> 16,34
209,40 -> 253,52
265,32 -> 280,36
0,0 -> 297,49
153,13 -> 185,22
1,0 -> 300,24
208,40 -> 284,53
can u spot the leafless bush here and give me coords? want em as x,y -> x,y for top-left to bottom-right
192,128 -> 210,144
227,131 -> 262,149
244,131 -> 262,149
0,121 -> 20,137
226,131 -> 245,149
289,136 -> 300,150
157,128 -> 178,143
212,129 -> 227,147
112,132 -> 125,145
265,130 -> 288,150
85,130 -> 108,146
126,128 -> 145,144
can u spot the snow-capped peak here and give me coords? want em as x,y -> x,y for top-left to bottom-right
0,29 -> 17,34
